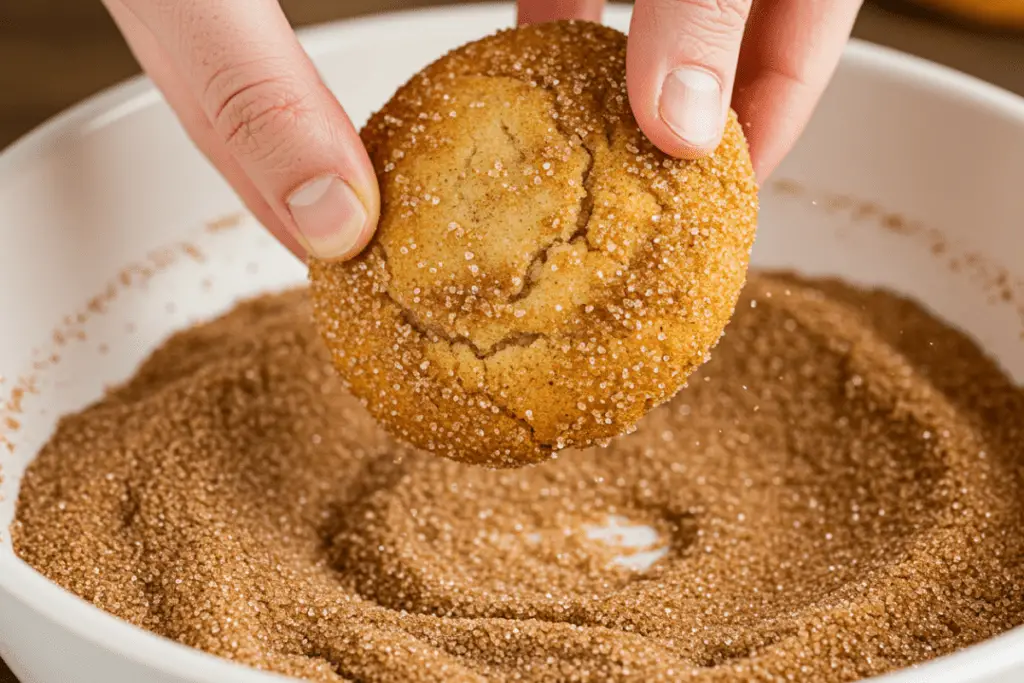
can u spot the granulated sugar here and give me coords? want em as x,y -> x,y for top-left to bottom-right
12,272 -> 1024,682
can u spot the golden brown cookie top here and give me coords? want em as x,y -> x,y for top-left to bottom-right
310,21 -> 758,467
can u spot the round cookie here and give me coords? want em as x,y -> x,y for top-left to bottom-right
309,21 -> 758,467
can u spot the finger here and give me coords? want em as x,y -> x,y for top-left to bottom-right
119,0 -> 379,262
517,0 -> 605,24
103,0 -> 306,258
733,0 -> 862,180
627,0 -> 753,158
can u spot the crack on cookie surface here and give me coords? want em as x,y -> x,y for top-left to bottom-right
398,301 -> 546,361
508,142 -> 595,304
378,86 -> 609,355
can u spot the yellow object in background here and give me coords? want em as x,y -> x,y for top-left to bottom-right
911,0 -> 1024,28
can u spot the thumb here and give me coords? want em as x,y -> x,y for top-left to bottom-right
627,0 -> 753,159
121,0 -> 379,261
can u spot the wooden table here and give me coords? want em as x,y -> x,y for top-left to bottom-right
1,2 -> 1021,681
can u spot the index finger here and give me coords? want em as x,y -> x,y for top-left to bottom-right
627,0 -> 754,159
733,0 -> 862,180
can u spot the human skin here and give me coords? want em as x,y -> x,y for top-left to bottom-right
103,0 -> 862,262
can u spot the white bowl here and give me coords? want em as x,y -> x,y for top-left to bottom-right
2,5 -> 1023,683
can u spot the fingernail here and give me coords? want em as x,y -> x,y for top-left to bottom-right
286,175 -> 368,260
659,67 -> 724,149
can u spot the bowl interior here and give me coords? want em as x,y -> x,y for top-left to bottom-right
2,5 -> 1024,683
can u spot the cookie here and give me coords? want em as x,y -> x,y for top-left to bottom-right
310,21 -> 758,466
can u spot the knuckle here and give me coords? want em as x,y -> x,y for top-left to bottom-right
665,0 -> 750,31
202,56 -> 290,118
210,70 -> 315,164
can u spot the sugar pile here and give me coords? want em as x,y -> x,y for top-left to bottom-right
12,272 -> 1024,682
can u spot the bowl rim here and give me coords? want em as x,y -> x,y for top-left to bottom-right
2,4 -> 1024,682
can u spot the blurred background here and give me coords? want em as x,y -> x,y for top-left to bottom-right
0,0 -> 1022,149
0,0 -> 1021,681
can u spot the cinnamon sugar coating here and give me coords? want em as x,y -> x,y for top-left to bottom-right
309,22 -> 758,466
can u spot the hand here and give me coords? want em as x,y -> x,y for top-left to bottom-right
519,0 -> 863,180
107,1 -> 859,264
103,0 -> 380,262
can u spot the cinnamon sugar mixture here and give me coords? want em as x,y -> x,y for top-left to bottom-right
12,272 -> 1024,682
